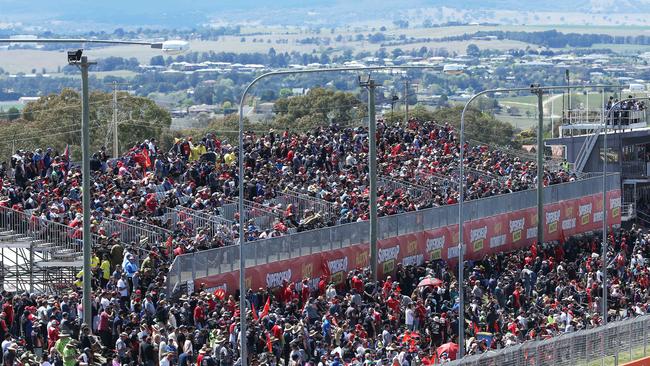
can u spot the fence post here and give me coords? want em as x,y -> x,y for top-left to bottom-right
641,319 -> 648,357
191,253 -> 196,280
630,323 -> 633,362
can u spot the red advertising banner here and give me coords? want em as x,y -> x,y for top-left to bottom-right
193,191 -> 622,294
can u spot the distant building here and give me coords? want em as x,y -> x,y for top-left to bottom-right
18,97 -> 40,104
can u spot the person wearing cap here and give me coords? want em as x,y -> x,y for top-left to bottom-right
160,350 -> 175,366
139,335 -> 156,366
62,340 -> 78,366
115,332 -> 129,364
3,343 -> 17,365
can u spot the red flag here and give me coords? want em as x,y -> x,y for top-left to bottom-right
559,228 -> 566,245
251,303 -> 259,321
63,144 -> 70,170
260,297 -> 270,318
213,289 -> 226,300
403,330 -> 411,344
266,332 -> 273,353
142,148 -> 152,169
321,257 -> 331,281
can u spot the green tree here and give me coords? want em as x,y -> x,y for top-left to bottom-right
6,107 -> 20,121
20,89 -> 171,158
466,44 -> 480,57
273,88 -> 365,129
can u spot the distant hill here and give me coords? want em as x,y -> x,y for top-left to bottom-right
0,0 -> 644,28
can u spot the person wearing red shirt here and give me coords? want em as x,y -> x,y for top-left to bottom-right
47,320 -> 59,351
318,276 -> 327,296
2,301 -> 13,330
386,295 -> 400,314
194,301 -> 205,329
0,312 -> 8,341
97,308 -> 111,347
382,277 -> 393,298
513,287 -> 521,310
351,274 -> 363,293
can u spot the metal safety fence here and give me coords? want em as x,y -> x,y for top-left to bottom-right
162,206 -> 236,244
166,174 -> 621,296
270,190 -> 339,223
446,315 -> 650,366
0,206 -> 82,260
378,177 -> 433,203
99,216 -> 167,247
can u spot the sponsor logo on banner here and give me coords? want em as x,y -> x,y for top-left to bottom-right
489,234 -> 506,248
471,226 -> 487,253
378,245 -> 400,275
579,203 -> 592,225
594,211 -> 604,222
402,254 -> 424,266
565,206 -> 573,217
266,269 -> 291,288
610,197 -> 621,218
509,218 -> 525,242
402,240 -> 424,266
427,236 -> 444,260
546,210 -> 560,233
302,263 -> 313,279
355,251 -> 368,268
328,257 -> 348,284
205,283 -> 228,294
527,227 -> 537,239
448,245 -> 460,259
562,218 -> 576,230
407,240 -> 417,255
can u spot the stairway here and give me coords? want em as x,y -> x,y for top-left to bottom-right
0,220 -> 82,293
573,124 -> 604,174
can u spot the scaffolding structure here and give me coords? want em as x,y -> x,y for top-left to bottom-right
0,207 -> 81,294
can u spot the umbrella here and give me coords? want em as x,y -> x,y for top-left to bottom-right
437,342 -> 459,360
418,277 -> 443,288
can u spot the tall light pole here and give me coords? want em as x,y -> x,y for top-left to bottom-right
68,52 -> 96,325
458,83 -> 620,357
531,84 -> 545,245
0,37 -> 189,327
359,75 -> 378,282
237,65 -> 437,366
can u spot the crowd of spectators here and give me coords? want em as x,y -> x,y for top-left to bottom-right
2,118 -> 574,252
606,95 -> 647,126
1,220 -> 648,365
0,118 -> 588,365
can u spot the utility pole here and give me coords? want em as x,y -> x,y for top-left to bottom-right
359,75 -> 378,282
531,85 -> 545,245
106,81 -> 129,158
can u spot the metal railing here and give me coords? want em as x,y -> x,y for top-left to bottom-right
622,161 -> 647,177
378,177 -> 433,203
166,174 -> 620,296
0,207 -> 82,261
563,108 -> 646,125
99,216 -> 166,246
271,189 -> 339,223
446,314 -> 650,366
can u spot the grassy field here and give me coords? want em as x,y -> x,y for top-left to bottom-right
2,22 -> 650,74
